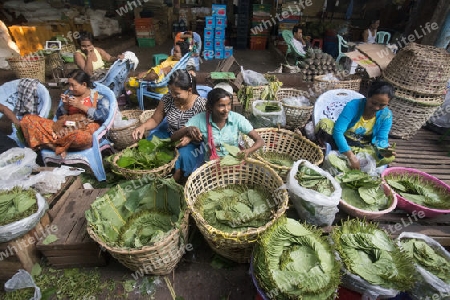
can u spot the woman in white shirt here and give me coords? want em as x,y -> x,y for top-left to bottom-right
362,20 -> 380,44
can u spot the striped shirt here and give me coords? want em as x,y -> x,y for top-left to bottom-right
162,93 -> 206,135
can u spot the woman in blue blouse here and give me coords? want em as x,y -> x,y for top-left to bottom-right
316,81 -> 396,170
171,86 -> 264,161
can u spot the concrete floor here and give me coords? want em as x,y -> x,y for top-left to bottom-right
0,34 -> 287,300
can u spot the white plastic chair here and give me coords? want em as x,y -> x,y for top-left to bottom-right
0,79 -> 51,147
40,82 -> 117,181
313,89 -> 365,128
335,34 -> 350,65
376,31 -> 391,44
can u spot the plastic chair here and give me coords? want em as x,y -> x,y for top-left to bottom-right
137,53 -> 191,110
152,54 -> 169,66
336,34 -> 350,65
376,31 -> 391,44
0,79 -> 51,147
95,59 -> 135,99
313,89 -> 365,128
40,82 -> 118,181
281,30 -> 306,65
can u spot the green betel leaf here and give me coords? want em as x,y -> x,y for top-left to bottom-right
385,178 -> 407,192
220,155 -> 241,166
328,153 -> 350,172
42,234 -> 58,245
137,138 -> 156,153
222,143 -> 240,157
358,185 -> 386,205
116,156 -> 137,168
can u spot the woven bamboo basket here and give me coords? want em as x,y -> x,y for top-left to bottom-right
60,43 -> 76,53
276,88 -> 313,130
383,43 -> 450,95
8,55 -> 45,83
244,128 -> 324,178
109,110 -> 143,150
388,95 -> 443,140
111,144 -> 179,179
86,181 -> 189,275
184,158 -> 289,263
313,74 -> 361,93
386,79 -> 446,105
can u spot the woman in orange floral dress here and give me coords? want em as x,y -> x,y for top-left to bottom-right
20,70 -> 110,158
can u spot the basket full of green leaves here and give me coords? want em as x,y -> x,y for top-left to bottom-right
110,136 -> 179,179
184,158 -> 289,263
327,152 -> 398,220
0,187 -> 47,243
237,74 -> 283,112
382,167 -> 450,218
252,217 -> 342,300
85,178 -> 188,275
251,100 -> 284,128
285,160 -> 342,227
331,218 -> 417,298
397,232 -> 450,299
244,128 -> 324,179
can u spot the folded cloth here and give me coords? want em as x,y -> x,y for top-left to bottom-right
121,51 -> 139,70
14,78 -> 39,117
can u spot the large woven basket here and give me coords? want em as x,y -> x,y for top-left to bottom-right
8,55 -> 45,83
276,88 -> 313,130
111,144 -> 179,179
383,43 -> 450,95
244,128 -> 324,178
388,95 -> 443,140
313,74 -> 362,93
109,110 -> 143,150
184,158 -> 289,263
385,79 -> 446,105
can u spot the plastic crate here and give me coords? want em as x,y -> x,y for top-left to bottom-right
205,16 -> 215,29
212,4 -> 227,16
250,37 -> 267,50
215,16 -> 227,28
224,46 -> 233,58
137,38 -> 155,48
134,18 -> 152,30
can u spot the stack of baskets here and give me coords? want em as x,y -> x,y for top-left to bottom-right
109,110 -> 148,150
313,74 -> 362,94
276,88 -> 313,130
184,158 -> 289,263
382,43 -> 450,139
8,55 -> 45,83
244,128 -> 324,179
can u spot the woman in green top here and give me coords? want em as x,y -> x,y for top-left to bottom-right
171,86 -> 264,161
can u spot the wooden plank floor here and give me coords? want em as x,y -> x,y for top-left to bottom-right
389,128 -> 450,185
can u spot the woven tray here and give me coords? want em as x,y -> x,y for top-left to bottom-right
87,209 -> 189,275
8,55 -> 45,83
111,144 -> 179,179
383,43 -> 450,95
388,95 -> 442,140
184,158 -> 289,263
276,88 -> 313,130
139,109 -> 155,124
244,128 -> 324,178
313,74 -> 362,93
109,110 -> 143,150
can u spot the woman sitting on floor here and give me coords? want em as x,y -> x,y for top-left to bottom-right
20,70 -> 110,159
315,81 -> 396,170
171,85 -> 264,162
132,69 -> 206,182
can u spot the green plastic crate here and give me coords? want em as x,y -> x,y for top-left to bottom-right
137,38 -> 155,48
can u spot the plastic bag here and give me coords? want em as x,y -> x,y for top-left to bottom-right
281,96 -> 311,107
0,148 -> 37,181
4,269 -> 41,300
397,232 -> 450,300
241,66 -> 268,86
112,110 -> 138,129
0,193 -> 48,243
252,100 -> 285,127
283,160 -> 341,227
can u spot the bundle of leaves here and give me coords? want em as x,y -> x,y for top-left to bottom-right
194,184 -> 273,233
255,101 -> 281,113
253,217 -> 341,300
259,151 -> 294,168
400,238 -> 450,285
336,170 -> 392,211
237,76 -> 283,111
0,187 -> 37,226
295,161 -> 334,196
85,178 -> 185,248
384,174 -> 450,209
115,136 -> 176,170
331,219 -> 416,291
